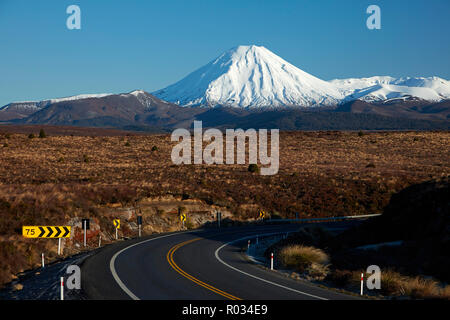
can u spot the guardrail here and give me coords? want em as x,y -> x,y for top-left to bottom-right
264,213 -> 382,224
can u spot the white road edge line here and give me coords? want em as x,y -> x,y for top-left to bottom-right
109,231 -> 192,300
214,232 -> 329,300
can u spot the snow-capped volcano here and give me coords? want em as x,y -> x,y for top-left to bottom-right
154,45 -> 450,108
153,45 -> 344,108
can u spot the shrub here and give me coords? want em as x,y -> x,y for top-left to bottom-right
326,269 -> 353,287
366,163 -> 376,168
248,164 -> 259,173
305,262 -> 329,280
358,130 -> 365,137
184,217 -> 194,229
3,143 -> 8,148
28,133 -> 35,139
279,244 -> 329,273
83,154 -> 89,163
125,141 -> 131,147
151,146 -> 158,151
378,269 -> 444,299
39,129 -> 46,138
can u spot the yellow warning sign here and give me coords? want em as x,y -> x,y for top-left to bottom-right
113,219 -> 120,229
22,226 -> 71,238
180,213 -> 186,222
259,210 -> 265,219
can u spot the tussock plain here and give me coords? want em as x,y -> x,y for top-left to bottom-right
0,128 -> 449,287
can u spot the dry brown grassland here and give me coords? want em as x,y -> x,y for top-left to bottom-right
0,129 -> 449,287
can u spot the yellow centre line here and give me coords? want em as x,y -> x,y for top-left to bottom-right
166,238 -> 242,300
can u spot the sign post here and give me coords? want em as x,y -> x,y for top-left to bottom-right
113,219 -> 120,240
137,215 -> 142,237
217,211 -> 221,228
81,219 -> 90,247
180,213 -> 186,229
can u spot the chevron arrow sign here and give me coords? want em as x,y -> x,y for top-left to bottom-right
259,210 -> 265,219
22,226 -> 71,238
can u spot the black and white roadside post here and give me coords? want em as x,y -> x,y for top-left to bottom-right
270,252 -> 274,270
60,277 -> 64,300
360,273 -> 364,295
137,215 -> 142,237
82,218 -> 90,247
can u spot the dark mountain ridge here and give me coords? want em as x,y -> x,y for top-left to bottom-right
1,91 -> 449,131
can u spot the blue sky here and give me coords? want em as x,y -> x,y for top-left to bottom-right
1,0 -> 449,106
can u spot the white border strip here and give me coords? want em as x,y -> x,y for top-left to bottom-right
214,233 -> 329,300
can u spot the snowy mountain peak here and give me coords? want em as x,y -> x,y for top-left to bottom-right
153,45 -> 450,108
153,45 -> 344,108
331,76 -> 450,103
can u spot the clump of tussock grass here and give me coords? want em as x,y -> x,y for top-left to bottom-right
279,244 -> 329,279
343,269 -> 450,300
378,269 -> 448,299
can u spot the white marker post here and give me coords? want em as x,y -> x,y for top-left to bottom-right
58,238 -> 61,255
60,277 -> 64,300
98,234 -> 101,247
270,252 -> 274,270
83,220 -> 87,247
247,240 -> 250,251
138,224 -> 141,238
115,228 -> 118,240
41,253 -> 45,268
360,273 -> 364,295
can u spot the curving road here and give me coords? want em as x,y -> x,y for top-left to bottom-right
81,224 -> 360,300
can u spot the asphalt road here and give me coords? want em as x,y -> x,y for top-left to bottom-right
81,223 -> 360,300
